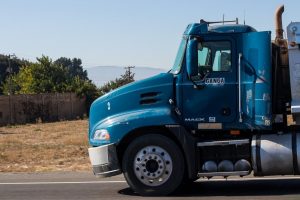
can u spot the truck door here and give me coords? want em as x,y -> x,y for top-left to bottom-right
181,36 -> 237,130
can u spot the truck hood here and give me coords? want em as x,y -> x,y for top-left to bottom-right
89,72 -> 174,134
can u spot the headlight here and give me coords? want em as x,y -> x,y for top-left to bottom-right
93,129 -> 110,141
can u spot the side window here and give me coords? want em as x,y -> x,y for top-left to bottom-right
198,47 -> 211,66
198,41 -> 231,72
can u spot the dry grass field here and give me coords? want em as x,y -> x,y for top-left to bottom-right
0,120 -> 90,172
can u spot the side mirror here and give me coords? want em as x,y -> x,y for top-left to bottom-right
186,38 -> 198,78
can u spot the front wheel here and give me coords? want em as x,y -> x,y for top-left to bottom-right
122,134 -> 185,196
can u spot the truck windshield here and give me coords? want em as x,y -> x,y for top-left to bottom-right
170,38 -> 187,74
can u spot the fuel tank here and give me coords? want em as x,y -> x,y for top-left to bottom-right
252,133 -> 300,176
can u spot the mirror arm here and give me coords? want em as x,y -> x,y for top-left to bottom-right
190,77 -> 205,90
189,71 -> 211,90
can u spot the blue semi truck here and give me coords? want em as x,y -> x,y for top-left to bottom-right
88,5 -> 300,196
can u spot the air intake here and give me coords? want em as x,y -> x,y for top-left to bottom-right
140,92 -> 161,105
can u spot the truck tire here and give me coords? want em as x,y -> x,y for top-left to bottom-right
122,134 -> 185,196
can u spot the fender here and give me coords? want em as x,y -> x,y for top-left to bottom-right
89,107 -> 178,146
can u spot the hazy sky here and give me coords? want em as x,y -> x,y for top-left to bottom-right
1,0 -> 300,70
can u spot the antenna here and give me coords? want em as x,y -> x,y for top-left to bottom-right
223,14 -> 225,25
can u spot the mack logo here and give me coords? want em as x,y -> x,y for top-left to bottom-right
185,118 -> 205,122
205,78 -> 225,85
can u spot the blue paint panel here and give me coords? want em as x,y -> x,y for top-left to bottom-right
181,35 -> 237,129
89,107 -> 176,146
89,73 -> 177,146
242,31 -> 272,128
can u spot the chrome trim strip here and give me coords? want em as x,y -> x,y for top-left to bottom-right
197,139 -> 249,147
198,171 -> 250,177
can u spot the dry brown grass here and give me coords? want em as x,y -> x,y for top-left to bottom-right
0,120 -> 90,172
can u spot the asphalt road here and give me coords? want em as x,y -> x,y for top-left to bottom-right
0,172 -> 300,200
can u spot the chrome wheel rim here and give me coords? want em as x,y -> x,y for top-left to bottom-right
133,145 -> 173,186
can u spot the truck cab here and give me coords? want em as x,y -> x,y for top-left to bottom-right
88,5 -> 300,196
176,23 -> 272,131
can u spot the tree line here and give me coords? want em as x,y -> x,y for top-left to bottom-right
0,54 -> 134,113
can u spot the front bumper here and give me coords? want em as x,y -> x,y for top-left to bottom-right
88,143 -> 121,177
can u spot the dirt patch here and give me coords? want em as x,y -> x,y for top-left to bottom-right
0,120 -> 90,172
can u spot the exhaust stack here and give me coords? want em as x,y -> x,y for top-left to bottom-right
275,5 -> 284,40
274,5 -> 288,66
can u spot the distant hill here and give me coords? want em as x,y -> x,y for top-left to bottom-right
85,66 -> 166,87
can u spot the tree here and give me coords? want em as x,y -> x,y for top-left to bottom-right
2,55 -> 70,94
1,54 -> 135,116
70,76 -> 99,115
99,66 -> 135,96
1,55 -> 99,115
0,54 -> 29,94
2,66 -> 33,95
54,57 -> 88,81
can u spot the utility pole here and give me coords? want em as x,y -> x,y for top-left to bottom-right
7,54 -> 15,124
124,66 -> 135,81
7,54 -> 15,95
